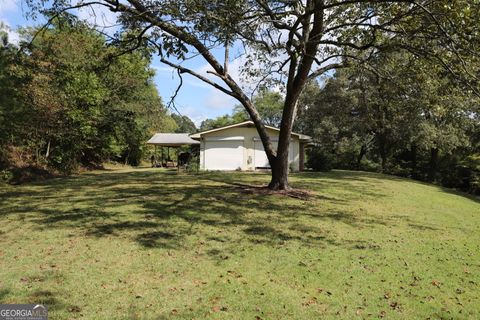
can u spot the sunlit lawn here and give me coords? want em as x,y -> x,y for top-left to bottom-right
0,167 -> 479,319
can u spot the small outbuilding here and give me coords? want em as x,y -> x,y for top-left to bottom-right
189,121 -> 311,171
146,133 -> 200,167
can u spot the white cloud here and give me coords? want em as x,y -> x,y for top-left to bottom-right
152,64 -> 175,74
205,88 -> 235,110
177,105 -> 208,127
0,0 -> 21,46
0,20 -> 20,45
0,0 -> 19,16
195,63 -> 214,75
76,3 -> 119,35
184,78 -> 209,89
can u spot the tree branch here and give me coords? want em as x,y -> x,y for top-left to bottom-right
159,58 -> 236,98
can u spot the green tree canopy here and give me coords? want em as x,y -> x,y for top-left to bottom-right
0,15 -> 173,172
171,114 -> 197,133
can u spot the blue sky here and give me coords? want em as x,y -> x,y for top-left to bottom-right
0,0 -> 240,126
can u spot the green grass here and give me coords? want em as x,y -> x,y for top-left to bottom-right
0,167 -> 479,319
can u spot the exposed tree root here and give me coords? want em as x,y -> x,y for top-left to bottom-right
232,183 -> 312,200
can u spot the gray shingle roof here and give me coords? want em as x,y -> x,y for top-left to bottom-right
147,133 -> 200,146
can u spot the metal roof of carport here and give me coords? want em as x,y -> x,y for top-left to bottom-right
147,133 -> 200,147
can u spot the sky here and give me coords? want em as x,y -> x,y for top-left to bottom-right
0,0 -> 242,126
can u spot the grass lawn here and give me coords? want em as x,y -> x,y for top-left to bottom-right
0,167 -> 479,319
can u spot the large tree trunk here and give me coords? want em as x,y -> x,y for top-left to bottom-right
268,100 -> 297,190
269,157 -> 289,190
268,98 -> 297,190
267,3 -> 324,190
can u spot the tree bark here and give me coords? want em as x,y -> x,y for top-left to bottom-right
268,99 -> 296,190
268,0 -> 325,190
269,156 -> 289,190
427,147 -> 439,182
410,145 -> 417,179
45,140 -> 51,159
356,144 -> 367,169
377,134 -> 388,172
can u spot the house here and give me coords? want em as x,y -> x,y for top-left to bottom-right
189,121 -> 311,171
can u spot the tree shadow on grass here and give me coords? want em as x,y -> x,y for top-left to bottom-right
0,289 -> 10,303
297,170 -> 480,204
87,180 -> 391,253
28,290 -> 64,311
1,169 -> 459,255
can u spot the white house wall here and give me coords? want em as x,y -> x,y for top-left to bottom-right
199,126 -> 300,171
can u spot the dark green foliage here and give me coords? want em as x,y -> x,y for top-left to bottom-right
171,114 -> 197,133
232,89 -> 284,127
0,16 -> 172,175
306,147 -> 334,172
439,154 -> 480,195
186,155 -> 200,172
298,52 -> 479,194
200,89 -> 283,130
199,113 -> 246,131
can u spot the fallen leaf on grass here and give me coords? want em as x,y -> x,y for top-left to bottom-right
301,297 -> 317,307
389,302 -> 399,310
431,280 -> 442,288
68,306 -> 82,313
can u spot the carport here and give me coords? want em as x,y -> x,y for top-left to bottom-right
146,133 -> 200,168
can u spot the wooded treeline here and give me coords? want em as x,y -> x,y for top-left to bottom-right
298,53 -> 479,195
0,17 -> 179,180
201,53 -> 479,195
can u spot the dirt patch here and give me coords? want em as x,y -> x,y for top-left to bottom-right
232,183 -> 312,200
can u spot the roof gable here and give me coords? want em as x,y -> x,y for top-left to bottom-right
190,121 -> 311,141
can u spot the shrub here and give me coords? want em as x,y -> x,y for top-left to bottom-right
438,154 -> 480,195
186,155 -> 200,172
306,147 -> 334,171
9,166 -> 54,184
